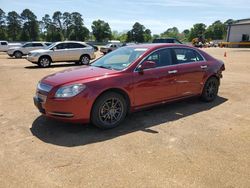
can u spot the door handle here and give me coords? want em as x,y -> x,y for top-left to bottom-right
200,65 -> 208,69
168,70 -> 178,74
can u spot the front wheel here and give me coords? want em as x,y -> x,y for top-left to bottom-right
91,92 -> 127,129
38,57 -> 51,68
14,51 -> 23,58
201,77 -> 219,102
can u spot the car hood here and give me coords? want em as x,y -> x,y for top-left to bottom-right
42,66 -> 118,86
30,49 -> 50,53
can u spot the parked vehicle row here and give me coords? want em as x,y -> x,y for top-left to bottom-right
7,42 -> 51,58
27,41 -> 96,67
34,43 -> 225,129
0,41 -> 22,52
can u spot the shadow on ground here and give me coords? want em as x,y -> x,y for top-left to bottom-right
30,96 -> 228,147
25,63 -> 79,69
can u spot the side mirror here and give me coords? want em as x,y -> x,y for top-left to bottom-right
52,47 -> 56,51
138,60 -> 157,73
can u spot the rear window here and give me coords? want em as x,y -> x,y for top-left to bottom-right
173,48 -> 204,64
1,42 -> 7,45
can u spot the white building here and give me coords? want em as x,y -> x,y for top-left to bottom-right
227,19 -> 250,42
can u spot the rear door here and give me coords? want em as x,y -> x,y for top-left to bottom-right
67,43 -> 86,61
133,48 -> 178,107
172,48 -> 208,96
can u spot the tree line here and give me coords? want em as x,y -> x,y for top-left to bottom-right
0,8 -> 234,43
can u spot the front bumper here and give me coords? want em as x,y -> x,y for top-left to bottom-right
33,92 -> 93,123
27,56 -> 39,63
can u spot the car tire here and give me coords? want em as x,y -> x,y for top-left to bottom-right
38,56 -> 51,68
14,51 -> 23,58
79,55 -> 90,65
201,77 -> 219,102
91,92 -> 127,129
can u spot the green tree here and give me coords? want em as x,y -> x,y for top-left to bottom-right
205,20 -> 226,40
188,23 -> 206,41
144,29 -> 152,42
0,9 -> 7,40
131,22 -> 145,42
161,27 -> 179,38
68,12 -> 89,41
63,12 -> 71,39
6,11 -> 21,41
181,29 -> 190,42
20,9 -> 39,41
52,11 -> 64,40
42,14 -> 61,42
91,19 -> 112,42
126,22 -> 152,43
111,30 -> 120,40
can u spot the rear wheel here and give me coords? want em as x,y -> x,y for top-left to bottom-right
91,92 -> 127,129
79,55 -> 90,65
14,51 -> 22,58
38,57 -> 51,68
201,77 -> 219,102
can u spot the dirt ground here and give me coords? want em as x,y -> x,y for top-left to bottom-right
0,48 -> 249,188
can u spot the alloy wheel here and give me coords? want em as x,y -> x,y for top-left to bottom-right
98,97 -> 124,126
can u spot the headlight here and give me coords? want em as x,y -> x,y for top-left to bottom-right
55,84 -> 86,98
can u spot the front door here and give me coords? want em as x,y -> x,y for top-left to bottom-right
51,43 -> 69,62
133,48 -> 178,107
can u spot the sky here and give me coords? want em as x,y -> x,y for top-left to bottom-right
1,0 -> 250,34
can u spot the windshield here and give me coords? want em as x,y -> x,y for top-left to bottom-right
91,47 -> 148,70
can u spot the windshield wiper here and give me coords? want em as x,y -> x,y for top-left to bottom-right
92,65 -> 113,70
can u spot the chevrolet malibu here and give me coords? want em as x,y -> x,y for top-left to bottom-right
34,44 -> 225,129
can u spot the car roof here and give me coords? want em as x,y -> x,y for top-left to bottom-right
54,41 -> 87,45
126,43 -> 191,50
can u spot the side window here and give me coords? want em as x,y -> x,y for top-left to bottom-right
173,48 -> 204,64
1,42 -> 7,45
145,49 -> 172,68
68,43 -> 86,49
23,43 -> 33,47
55,43 -> 68,50
32,43 -> 43,47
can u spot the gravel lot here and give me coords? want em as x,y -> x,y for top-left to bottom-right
0,48 -> 249,187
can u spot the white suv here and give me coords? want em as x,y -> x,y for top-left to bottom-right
7,42 -> 51,58
27,41 -> 96,67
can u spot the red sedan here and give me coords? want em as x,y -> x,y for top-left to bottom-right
34,44 -> 225,129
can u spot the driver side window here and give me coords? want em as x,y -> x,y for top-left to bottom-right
55,43 -> 68,50
145,48 -> 173,68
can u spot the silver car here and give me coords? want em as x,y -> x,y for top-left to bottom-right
7,42 -> 51,58
27,41 -> 96,68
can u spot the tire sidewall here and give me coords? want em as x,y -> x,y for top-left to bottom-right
201,77 -> 219,102
79,55 -> 90,65
39,57 -> 51,68
14,51 -> 22,58
91,92 -> 127,129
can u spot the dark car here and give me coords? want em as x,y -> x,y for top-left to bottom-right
34,44 -> 225,129
153,38 -> 182,44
